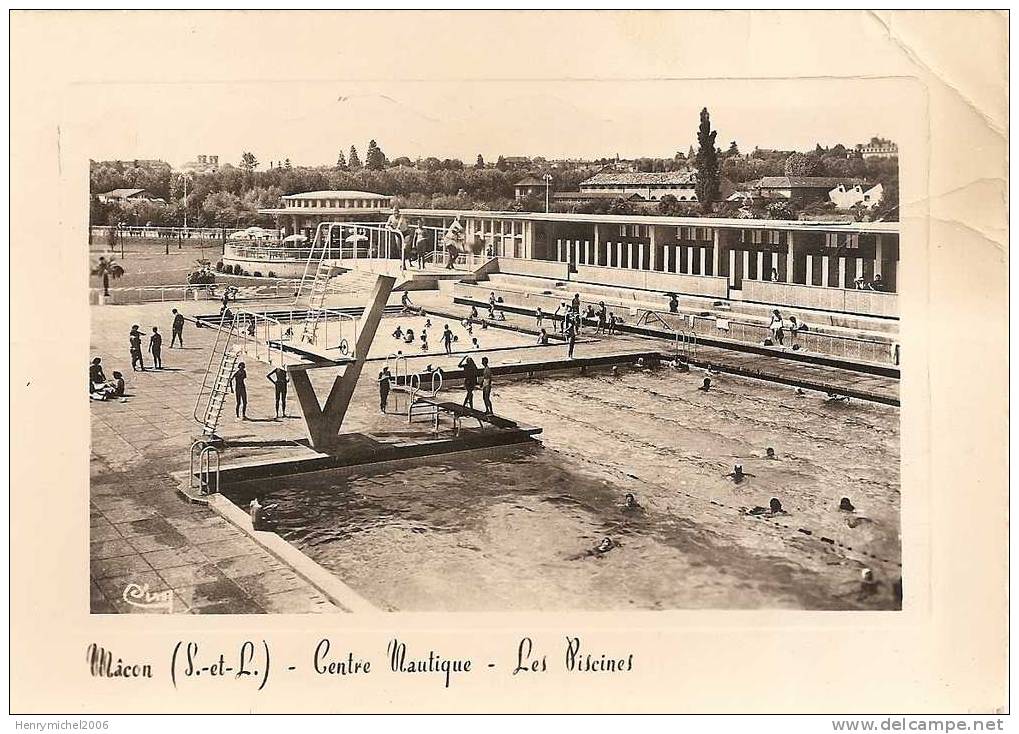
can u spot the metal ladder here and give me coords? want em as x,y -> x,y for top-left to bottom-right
199,348 -> 241,438
299,261 -> 335,344
193,310 -> 240,439
408,370 -> 444,431
189,441 -> 220,495
672,320 -> 699,366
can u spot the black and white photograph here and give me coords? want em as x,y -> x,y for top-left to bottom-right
86,84 -> 903,615
10,9 -> 1008,718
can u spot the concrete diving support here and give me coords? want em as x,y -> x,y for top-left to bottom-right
290,274 -> 396,451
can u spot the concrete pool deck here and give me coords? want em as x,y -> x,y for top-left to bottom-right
91,290 -> 900,613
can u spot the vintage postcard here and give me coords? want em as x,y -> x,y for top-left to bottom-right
8,9 -> 1009,717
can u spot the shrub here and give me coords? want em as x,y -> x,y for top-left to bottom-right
267,271 -> 277,278
215,260 -> 224,272
253,271 -> 262,278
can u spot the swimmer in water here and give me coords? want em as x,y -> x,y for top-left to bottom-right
595,537 -> 615,554
839,497 -> 855,512
622,493 -> 642,511
826,391 -> 850,404
765,447 -> 776,459
425,318 -> 433,328
744,498 -> 787,517
699,377 -> 712,392
611,365 -> 619,378
858,567 -> 879,598
569,536 -> 619,561
795,387 -> 806,397
724,464 -> 756,483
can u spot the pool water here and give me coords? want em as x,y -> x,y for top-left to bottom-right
225,366 -> 900,611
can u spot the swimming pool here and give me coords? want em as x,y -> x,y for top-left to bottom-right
224,366 -> 900,611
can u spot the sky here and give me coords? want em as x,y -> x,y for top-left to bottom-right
75,77 -> 908,169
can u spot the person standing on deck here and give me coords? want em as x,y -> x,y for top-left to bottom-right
148,326 -> 162,369
170,308 -> 185,347
567,322 -> 578,359
387,207 -> 410,270
442,216 -> 464,270
129,325 -> 145,371
481,356 -> 494,416
597,302 -> 608,334
442,324 -> 454,355
378,367 -> 391,413
554,301 -> 566,333
414,224 -> 427,269
769,309 -> 785,346
459,355 -> 479,410
230,362 -> 248,420
535,307 -> 544,328
571,293 -> 581,319
267,366 -> 289,418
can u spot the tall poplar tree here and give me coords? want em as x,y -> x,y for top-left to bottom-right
694,108 -> 719,212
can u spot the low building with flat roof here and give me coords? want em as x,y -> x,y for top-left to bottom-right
259,190 -> 393,237
235,191 -> 902,301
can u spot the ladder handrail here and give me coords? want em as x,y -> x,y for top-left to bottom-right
199,445 -> 220,495
386,352 -> 409,385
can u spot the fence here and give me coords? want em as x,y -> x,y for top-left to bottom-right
741,280 -> 898,318
91,280 -> 302,305
685,313 -> 897,365
90,225 -> 245,242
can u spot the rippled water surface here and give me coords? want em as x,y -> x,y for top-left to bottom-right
226,367 -> 900,611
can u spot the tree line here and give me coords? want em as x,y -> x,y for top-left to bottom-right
89,114 -> 898,228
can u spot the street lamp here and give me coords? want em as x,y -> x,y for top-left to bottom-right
543,173 -> 553,213
180,172 -> 192,249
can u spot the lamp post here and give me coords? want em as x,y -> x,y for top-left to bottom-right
543,173 -> 553,213
180,172 -> 191,249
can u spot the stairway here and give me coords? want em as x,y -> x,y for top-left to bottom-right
199,347 -> 241,439
299,262 -> 335,345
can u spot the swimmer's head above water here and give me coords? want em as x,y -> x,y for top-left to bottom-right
595,537 -> 614,553
766,447 -> 776,459
623,493 -> 639,509
769,498 -> 782,513
839,497 -> 855,512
